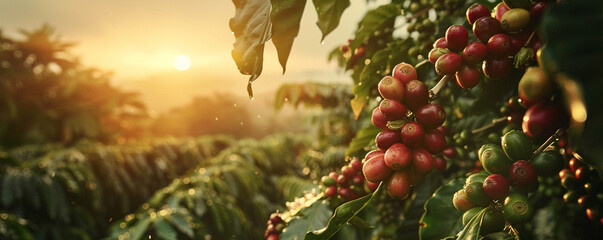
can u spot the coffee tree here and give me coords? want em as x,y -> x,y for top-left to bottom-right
230,0 -> 602,239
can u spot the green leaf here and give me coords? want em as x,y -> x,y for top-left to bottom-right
170,212 -> 194,238
349,3 -> 400,50
349,216 -> 373,229
345,125 -> 380,157
129,217 -> 151,240
280,200 -> 332,240
155,218 -> 177,240
305,183 -> 384,240
456,207 -> 489,240
312,0 -> 350,41
419,178 -> 465,240
229,0 -> 272,98
270,0 -> 307,73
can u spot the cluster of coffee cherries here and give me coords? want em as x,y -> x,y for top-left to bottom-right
559,156 -> 603,223
429,0 -> 550,88
264,213 -> 285,240
365,63 -> 447,199
322,157 -> 378,203
452,130 -> 558,235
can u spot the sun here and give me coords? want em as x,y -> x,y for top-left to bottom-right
174,54 -> 191,71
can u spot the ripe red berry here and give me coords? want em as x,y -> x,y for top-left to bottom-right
569,158 -> 585,173
387,171 -> 411,199
269,213 -> 283,225
392,63 -> 417,85
434,156 -> 446,172
342,166 -> 356,179
482,57 -> 512,80
462,42 -> 488,65
385,143 -> 412,170
350,158 -> 363,172
352,175 -> 365,186
339,187 -> 351,198
446,25 -> 469,52
530,2 -> 549,24
443,146 -> 457,158
267,234 -> 279,240
379,99 -> 407,121
325,186 -> 337,197
483,174 -> 510,200
494,2 -> 510,21
467,3 -> 491,25
363,154 -> 393,183
378,76 -> 405,101
522,101 -> 570,142
337,175 -> 349,187
372,107 -> 388,130
366,181 -> 379,192
473,17 -> 503,43
437,125 -> 453,137
365,149 -> 385,161
412,148 -> 435,173
487,34 -> 513,57
456,65 -> 481,89
403,80 -> 429,111
375,130 -> 401,150
509,32 -> 530,54
435,52 -> 463,75
422,129 -> 447,154
433,37 -> 449,49
509,160 -> 538,186
401,121 -> 425,147
415,103 -> 446,129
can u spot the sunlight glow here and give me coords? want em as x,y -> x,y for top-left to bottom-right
174,54 -> 191,71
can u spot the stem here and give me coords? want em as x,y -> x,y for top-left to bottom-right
532,128 -> 565,156
471,116 -> 507,135
411,7 -> 432,19
429,75 -> 452,100
524,31 -> 536,47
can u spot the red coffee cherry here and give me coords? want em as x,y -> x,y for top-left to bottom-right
483,174 -> 510,200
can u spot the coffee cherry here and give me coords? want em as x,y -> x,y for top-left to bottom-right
503,193 -> 533,224
473,17 -> 503,43
376,130 -> 402,150
462,42 -> 488,65
494,2 -> 510,21
488,34 -> 513,58
342,165 -> 356,179
325,186 -> 337,197
446,25 -> 469,52
322,175 -> 336,187
378,76 -> 405,101
466,3 -> 490,25
443,146 -> 457,158
509,160 -> 537,186
436,52 -> 463,75
363,154 -> 393,183
569,158 -> 585,173
530,1 -> 549,24
455,65 -> 481,89
433,37 -> 449,49
270,213 -> 283,225
385,143 -> 412,170
379,99 -> 407,121
339,187 -> 351,198
404,80 -> 429,111
481,210 -> 506,235
483,174 -> 510,200
365,149 -> 385,162
392,63 -> 417,85
501,8 -> 530,33
429,48 -> 450,64
422,129 -> 446,154
401,121 -> 425,147
415,103 -> 446,130
466,172 -> 490,185
434,156 -> 446,172
480,147 -> 512,176
522,101 -> 570,142
502,0 -> 531,9
366,181 -> 379,192
453,189 -> 475,212
412,148 -> 435,173
350,158 -> 363,172
509,32 -> 529,54
465,182 -> 492,206
586,207 -> 602,221
483,57 -> 512,80
372,107 -> 388,130
267,234 -> 279,240
352,175 -> 365,186
530,151 -> 564,176
328,172 -> 338,181
387,171 -> 411,199
337,175 -> 349,187
501,130 -> 532,162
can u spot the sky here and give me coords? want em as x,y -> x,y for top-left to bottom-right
0,0 -> 387,112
